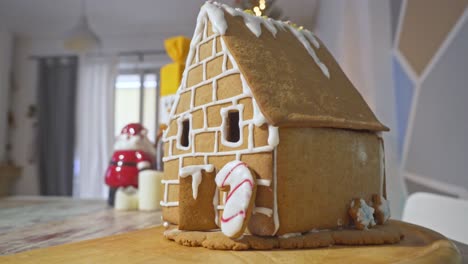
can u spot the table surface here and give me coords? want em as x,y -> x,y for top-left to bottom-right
0,196 -> 162,255
0,196 -> 466,263
0,221 -> 462,264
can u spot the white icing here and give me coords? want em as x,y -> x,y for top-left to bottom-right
352,199 -> 376,229
256,179 -> 271,186
213,187 -> 219,225
287,26 -> 330,78
253,207 -> 273,217
272,148 -> 280,234
215,161 -> 255,238
279,232 -> 302,239
160,179 -> 180,207
268,126 -> 279,147
206,2 -> 329,78
179,164 -> 215,199
203,2 -> 228,35
160,201 -> 179,207
252,100 -> 267,126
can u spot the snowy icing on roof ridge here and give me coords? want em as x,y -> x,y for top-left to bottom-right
200,1 -> 330,78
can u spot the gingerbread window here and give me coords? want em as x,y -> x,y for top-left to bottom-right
180,119 -> 190,147
226,110 -> 240,143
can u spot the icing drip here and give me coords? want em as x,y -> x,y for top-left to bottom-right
203,2 -> 330,78
215,161 -> 255,238
287,26 -> 330,78
179,164 -> 215,199
268,126 -> 279,147
223,7 -> 278,37
252,99 -> 267,126
352,199 -> 376,229
203,3 -> 228,35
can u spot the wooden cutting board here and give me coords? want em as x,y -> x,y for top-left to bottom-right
0,221 -> 461,264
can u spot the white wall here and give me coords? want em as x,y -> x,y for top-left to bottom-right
314,0 -> 406,218
10,33 -> 174,195
0,27 -> 12,163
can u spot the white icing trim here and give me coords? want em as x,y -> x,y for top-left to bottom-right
179,164 -> 215,199
256,179 -> 271,186
161,179 -> 179,184
272,147 -> 280,234
162,146 -> 274,162
288,26 -> 330,78
253,207 -> 273,217
160,201 -> 179,207
213,186 -> 219,226
268,126 -> 279,147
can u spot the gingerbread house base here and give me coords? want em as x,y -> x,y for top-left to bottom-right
164,221 -> 404,250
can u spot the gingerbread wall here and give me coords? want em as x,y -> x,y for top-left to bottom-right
161,21 -> 277,233
276,127 -> 384,234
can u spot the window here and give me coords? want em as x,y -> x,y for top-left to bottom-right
180,119 -> 190,147
114,72 -> 159,142
226,110 -> 240,142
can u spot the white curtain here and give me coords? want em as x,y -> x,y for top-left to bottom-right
315,0 -> 407,218
75,56 -> 117,199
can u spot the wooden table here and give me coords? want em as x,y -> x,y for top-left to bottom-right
0,196 -> 162,255
0,196 -> 464,263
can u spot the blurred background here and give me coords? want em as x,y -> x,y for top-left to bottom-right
0,0 -> 467,254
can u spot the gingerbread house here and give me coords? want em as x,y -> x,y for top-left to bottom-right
161,2 -> 389,237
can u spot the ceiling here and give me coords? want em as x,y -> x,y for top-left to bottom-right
0,0 -> 318,38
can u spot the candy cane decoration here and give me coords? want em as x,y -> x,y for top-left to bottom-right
215,161 -> 256,238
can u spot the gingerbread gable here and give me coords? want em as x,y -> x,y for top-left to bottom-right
161,2 -> 280,233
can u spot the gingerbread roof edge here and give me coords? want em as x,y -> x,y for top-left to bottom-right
190,2 -> 389,132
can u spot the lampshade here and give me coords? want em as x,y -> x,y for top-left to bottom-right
64,15 -> 101,52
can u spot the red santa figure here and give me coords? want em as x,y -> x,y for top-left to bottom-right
105,123 -> 156,206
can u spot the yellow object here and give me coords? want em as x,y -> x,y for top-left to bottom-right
160,36 -> 191,96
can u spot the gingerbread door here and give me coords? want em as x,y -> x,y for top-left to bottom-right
178,169 -> 218,230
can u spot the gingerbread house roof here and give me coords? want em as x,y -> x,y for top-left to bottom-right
194,2 -> 388,132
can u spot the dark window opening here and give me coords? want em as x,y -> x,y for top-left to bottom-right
181,119 -> 190,147
226,111 -> 240,143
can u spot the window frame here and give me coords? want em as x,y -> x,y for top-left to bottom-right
176,114 -> 192,150
220,105 -> 244,148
